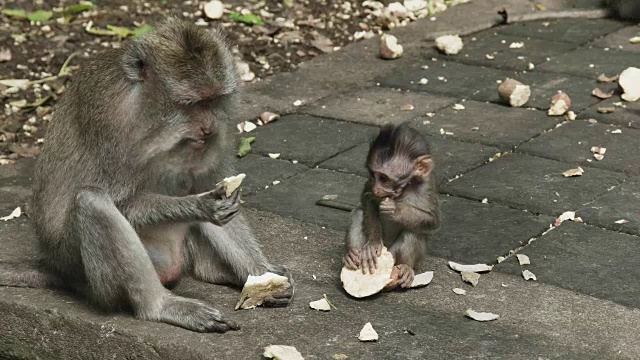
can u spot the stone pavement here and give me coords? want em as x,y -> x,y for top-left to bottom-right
2,1 -> 640,359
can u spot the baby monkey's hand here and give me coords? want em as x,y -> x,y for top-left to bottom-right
379,198 -> 397,217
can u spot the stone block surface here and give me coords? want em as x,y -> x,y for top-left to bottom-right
578,176 -> 640,236
578,95 -> 640,129
496,18 -> 628,45
536,47 -> 638,79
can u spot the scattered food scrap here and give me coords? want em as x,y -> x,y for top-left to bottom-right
358,322 -> 379,342
410,271 -> 434,288
562,167 -> 584,177
448,261 -> 493,273
497,256 -> 505,263
481,198 -> 489,204
566,111 -> 577,121
1,207 -> 22,221
597,106 -> 615,114
341,247 -> 394,298
554,211 -> 582,226
486,54 -> 495,60
435,34 -> 463,55
611,129 -> 622,134
464,309 -> 499,322
203,1 -> 224,19
591,146 -> 606,161
452,288 -> 467,295
597,73 -> 619,83
380,34 -> 403,59
522,270 -> 537,281
548,92 -> 571,116
263,345 -> 305,360
309,298 -> 331,311
615,219 -> 629,224
440,128 -> 454,135
237,121 -> 257,133
592,88 -> 614,99
619,67 -> 640,102
418,78 -> 429,85
452,103 -> 465,110
400,104 -> 415,111
293,100 -> 303,106
461,271 -> 480,287
260,112 -> 280,124
630,36 -> 640,44
218,173 -> 246,197
516,254 -> 530,266
269,153 -> 281,159
509,41 -> 524,49
235,272 -> 292,310
498,78 -> 531,107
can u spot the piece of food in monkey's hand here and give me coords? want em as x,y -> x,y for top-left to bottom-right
548,92 -> 572,116
380,34 -> 403,59
309,298 -> 331,311
410,271 -> 434,288
263,345 -> 305,360
435,35 -> 464,55
448,261 -> 493,273
497,78 -> 531,107
464,309 -> 499,322
340,247 -> 394,298
217,173 -> 246,198
235,272 -> 292,310
358,322 -> 379,342
461,271 -> 480,287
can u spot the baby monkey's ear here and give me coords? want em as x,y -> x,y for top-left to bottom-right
414,155 -> 434,177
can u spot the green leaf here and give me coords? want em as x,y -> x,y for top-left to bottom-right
106,24 -> 133,38
2,9 -> 27,19
85,26 -> 116,36
132,24 -> 153,37
228,12 -> 263,25
63,3 -> 94,15
27,10 -> 53,22
237,137 -> 256,158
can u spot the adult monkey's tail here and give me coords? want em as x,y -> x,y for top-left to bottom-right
0,261 -> 64,289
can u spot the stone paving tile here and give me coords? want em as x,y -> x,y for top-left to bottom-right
301,87 -> 455,126
471,70 -> 610,113
428,196 -> 553,264
578,176 -> 640,236
318,136 -> 500,185
497,222 -> 640,309
518,120 -> 640,175
578,95 -> 640,129
242,168 -> 365,230
495,18 -> 628,45
409,100 -> 557,150
437,30 -> 577,71
235,154 -> 309,195
249,114 -> 378,166
442,153 -> 626,215
536,47 -> 638,79
377,60 -> 514,99
590,24 -> 640,53
0,159 -> 34,215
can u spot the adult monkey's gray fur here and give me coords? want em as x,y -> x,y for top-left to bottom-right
4,18 -> 293,333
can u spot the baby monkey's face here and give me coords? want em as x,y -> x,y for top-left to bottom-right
368,158 -> 414,199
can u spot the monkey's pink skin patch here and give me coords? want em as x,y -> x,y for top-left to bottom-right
235,272 -> 292,310
340,247 -> 394,298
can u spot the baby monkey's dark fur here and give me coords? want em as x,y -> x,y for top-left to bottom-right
344,124 -> 440,289
0,18 -> 293,333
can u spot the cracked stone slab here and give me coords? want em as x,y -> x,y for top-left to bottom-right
242,168 -> 365,229
578,176 -> 640,236
471,70 -> 608,113
437,30 -> 576,71
495,18 -> 628,45
235,154 -> 309,195
318,136 -> 500,185
518,120 -> 640,175
578,95 -> 640,129
377,60 -> 514,99
536,47 -> 639,79
301,87 -> 455,126
409,101 -> 558,150
442,153 -> 626,215
496,222 -> 640,309
429,196 -> 553,264
590,24 -> 640,53
248,114 -> 378,166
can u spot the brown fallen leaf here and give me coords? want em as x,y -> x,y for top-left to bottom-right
597,73 -> 619,83
592,88 -> 614,99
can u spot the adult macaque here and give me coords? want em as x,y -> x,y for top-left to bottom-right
4,18 -> 293,333
343,124 -> 440,289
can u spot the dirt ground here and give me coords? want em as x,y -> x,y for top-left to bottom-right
0,0 -> 463,160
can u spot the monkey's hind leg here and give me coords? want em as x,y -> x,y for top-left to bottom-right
187,214 -> 294,307
71,187 -> 238,332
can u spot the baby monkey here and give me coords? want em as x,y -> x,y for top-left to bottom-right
344,123 -> 440,289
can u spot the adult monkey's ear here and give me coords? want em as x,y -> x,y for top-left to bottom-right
122,37 -> 149,82
414,155 -> 434,177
